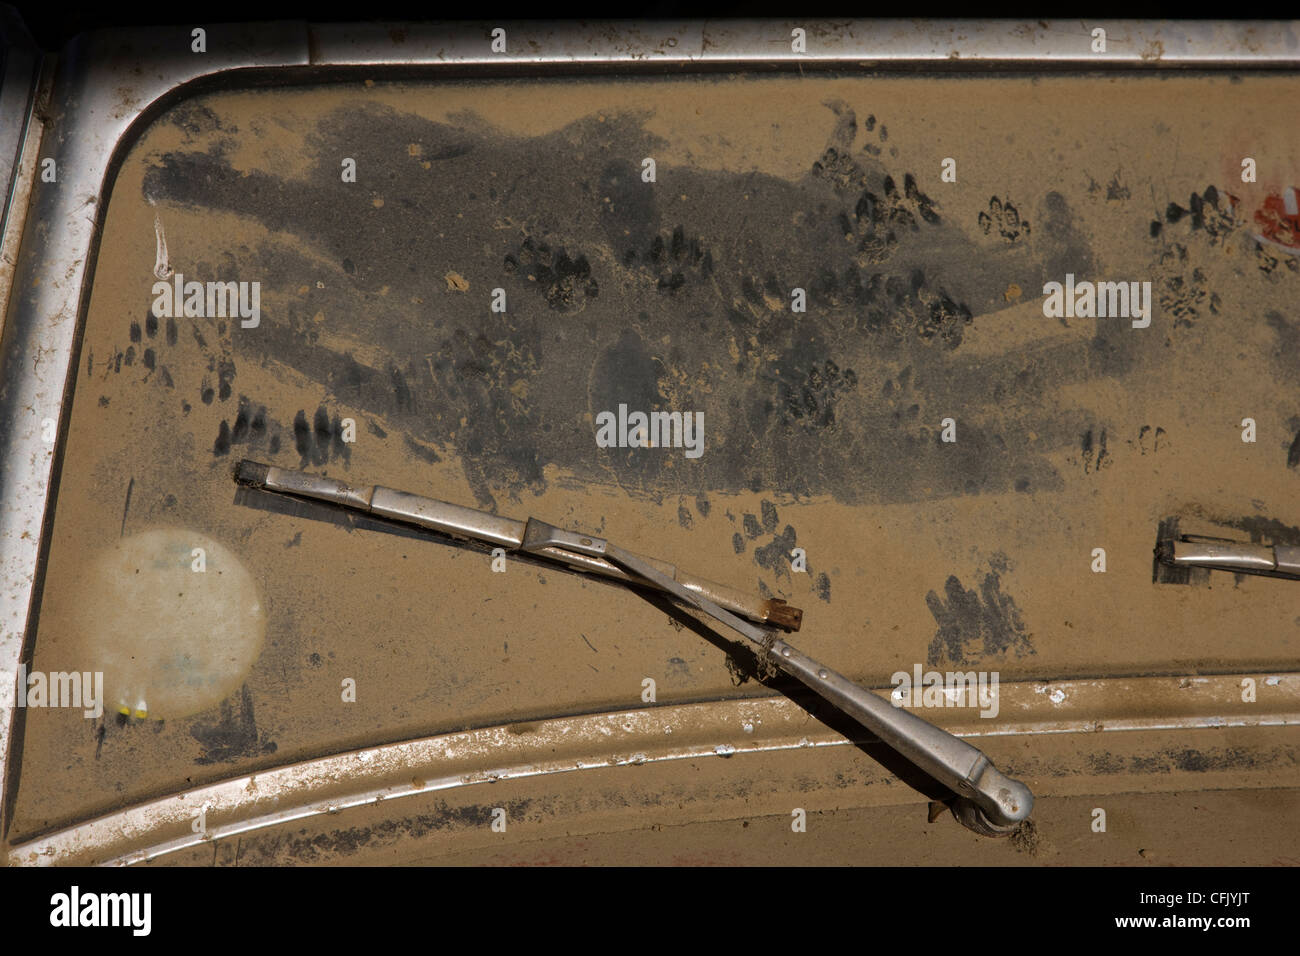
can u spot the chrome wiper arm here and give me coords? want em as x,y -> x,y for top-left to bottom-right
520,518 -> 1034,833
234,460 -> 1031,833
233,460 -> 801,631
1157,534 -> 1300,580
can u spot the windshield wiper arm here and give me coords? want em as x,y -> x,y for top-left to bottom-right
521,518 -> 1034,834
1157,533 -> 1300,580
234,460 -> 1032,834
233,459 -> 801,631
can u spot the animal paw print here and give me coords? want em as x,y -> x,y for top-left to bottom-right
978,196 -> 1030,243
212,395 -> 283,458
859,112 -> 889,157
810,100 -> 871,193
105,310 -> 179,388
812,143 -> 870,193
623,224 -> 714,294
728,500 -> 831,602
430,327 -> 539,417
503,235 -> 598,313
1149,186 -> 1236,245
212,400 -> 352,467
106,305 -> 242,425
290,405 -> 352,468
675,493 -> 712,530
1133,425 -> 1166,456
843,174 -> 940,265
1255,241 -> 1300,276
1148,188 -> 1233,326
1157,244 -> 1220,328
1086,169 -> 1130,201
925,555 -> 1034,666
881,365 -> 921,426
777,357 -> 858,429
1079,427 -> 1109,474
915,284 -> 972,348
199,356 -> 237,406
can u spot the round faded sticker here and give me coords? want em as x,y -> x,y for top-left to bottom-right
65,529 -> 266,720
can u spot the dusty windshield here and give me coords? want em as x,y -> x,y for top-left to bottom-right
12,72 -> 1300,839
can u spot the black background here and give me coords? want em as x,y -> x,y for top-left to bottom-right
1,864 -> 1281,940
4,2 -> 1291,53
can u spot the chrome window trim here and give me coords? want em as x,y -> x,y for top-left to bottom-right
0,6 -> 41,252
2,17 -> 1298,849
9,672 -> 1300,865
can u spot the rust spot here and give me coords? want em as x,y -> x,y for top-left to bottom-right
763,597 -> 803,632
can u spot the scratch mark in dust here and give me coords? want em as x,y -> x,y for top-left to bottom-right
120,476 -> 135,537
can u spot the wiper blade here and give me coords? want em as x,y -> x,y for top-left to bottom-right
233,459 -> 801,631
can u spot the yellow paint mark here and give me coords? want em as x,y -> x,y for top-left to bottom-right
444,271 -> 470,292
407,143 -> 423,157
1004,283 -> 1023,302
372,197 -> 385,208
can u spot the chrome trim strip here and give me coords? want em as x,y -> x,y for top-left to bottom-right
0,23 -> 309,838
0,64 -> 43,346
3,16 -> 1298,840
309,20 -> 1300,69
0,6 -> 40,246
7,672 -> 1298,866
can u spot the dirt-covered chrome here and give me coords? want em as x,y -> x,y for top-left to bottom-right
8,672 -> 1299,865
